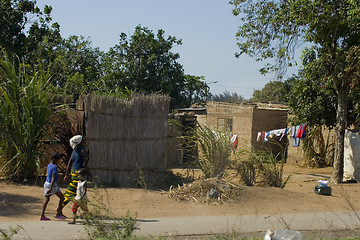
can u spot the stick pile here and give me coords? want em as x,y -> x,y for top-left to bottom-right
162,178 -> 245,204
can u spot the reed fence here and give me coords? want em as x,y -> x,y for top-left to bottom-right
76,94 -> 170,187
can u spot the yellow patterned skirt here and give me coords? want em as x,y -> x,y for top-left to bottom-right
63,169 -> 78,207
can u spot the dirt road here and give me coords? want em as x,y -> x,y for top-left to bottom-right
1,163 -> 360,239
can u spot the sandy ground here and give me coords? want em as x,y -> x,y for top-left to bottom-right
0,163 -> 359,224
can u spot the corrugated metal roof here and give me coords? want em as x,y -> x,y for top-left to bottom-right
177,107 -> 206,111
256,107 -> 289,111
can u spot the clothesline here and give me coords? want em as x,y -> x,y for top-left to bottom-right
256,124 -> 307,147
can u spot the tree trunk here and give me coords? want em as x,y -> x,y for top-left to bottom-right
332,89 -> 348,184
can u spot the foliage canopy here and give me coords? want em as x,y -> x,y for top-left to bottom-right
231,0 -> 360,183
101,25 -> 210,109
0,1 -> 213,179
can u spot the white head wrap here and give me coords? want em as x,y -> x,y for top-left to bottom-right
70,135 -> 82,149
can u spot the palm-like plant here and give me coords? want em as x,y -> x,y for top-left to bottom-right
195,126 -> 233,179
0,54 -> 52,180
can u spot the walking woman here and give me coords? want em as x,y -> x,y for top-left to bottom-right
63,135 -> 92,207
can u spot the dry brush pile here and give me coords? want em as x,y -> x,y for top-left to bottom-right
163,125 -> 288,204
162,177 -> 246,204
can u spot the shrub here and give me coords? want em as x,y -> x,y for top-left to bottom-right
194,126 -> 233,179
0,54 -> 52,180
233,142 -> 289,188
301,125 -> 334,168
251,142 -> 288,188
232,146 -> 256,186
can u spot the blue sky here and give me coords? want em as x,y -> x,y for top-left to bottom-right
36,0 -> 299,99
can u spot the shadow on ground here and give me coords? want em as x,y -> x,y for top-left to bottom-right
0,192 -> 40,217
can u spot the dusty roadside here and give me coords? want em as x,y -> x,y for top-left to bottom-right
1,163 -> 360,239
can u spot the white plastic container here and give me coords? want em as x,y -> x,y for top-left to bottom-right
318,180 -> 329,187
264,229 -> 302,240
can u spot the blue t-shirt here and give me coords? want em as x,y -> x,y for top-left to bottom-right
72,146 -> 84,170
46,163 -> 58,183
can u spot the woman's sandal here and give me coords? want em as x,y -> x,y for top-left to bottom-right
40,216 -> 51,221
55,215 -> 66,220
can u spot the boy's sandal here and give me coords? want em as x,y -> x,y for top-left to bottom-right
68,221 -> 76,224
40,216 -> 51,221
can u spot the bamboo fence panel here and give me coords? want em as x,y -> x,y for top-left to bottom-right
77,94 -> 170,187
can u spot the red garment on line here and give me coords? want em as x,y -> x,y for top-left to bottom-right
296,124 -> 306,139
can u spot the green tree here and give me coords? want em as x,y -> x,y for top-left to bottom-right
288,49 -> 337,167
231,0 -> 360,183
101,25 -> 209,109
288,48 -> 360,167
211,91 -> 244,103
288,48 -> 338,127
0,0 -> 57,59
52,36 -> 103,95
182,75 -> 209,106
0,53 -> 52,180
27,34 -> 104,97
251,79 -> 294,103
0,0 -> 103,97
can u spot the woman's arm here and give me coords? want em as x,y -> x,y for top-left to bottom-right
82,148 -> 93,182
64,157 -> 72,182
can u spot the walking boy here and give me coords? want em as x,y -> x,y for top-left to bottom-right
68,168 -> 89,224
41,152 -> 66,220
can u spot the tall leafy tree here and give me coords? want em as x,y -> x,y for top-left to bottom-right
231,0 -> 360,183
26,35 -> 103,96
0,0 -> 57,59
288,48 -> 360,167
288,48 -> 338,127
52,36 -> 103,95
251,78 -> 294,103
211,91 -> 244,103
182,75 -> 209,106
101,25 -> 209,109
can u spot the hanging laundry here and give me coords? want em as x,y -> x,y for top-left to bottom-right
296,124 -> 306,139
273,129 -> 284,137
257,132 -> 262,142
268,129 -> 285,139
264,131 -> 271,142
279,128 -> 289,141
230,134 -> 238,151
292,125 -> 301,147
269,131 -> 275,138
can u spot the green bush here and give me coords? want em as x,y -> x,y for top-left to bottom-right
301,125 -> 334,168
233,142 -> 289,188
194,126 -> 233,179
0,54 -> 53,180
233,158 -> 256,186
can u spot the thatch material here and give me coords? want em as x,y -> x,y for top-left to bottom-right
162,178 -> 245,204
77,94 -> 170,187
